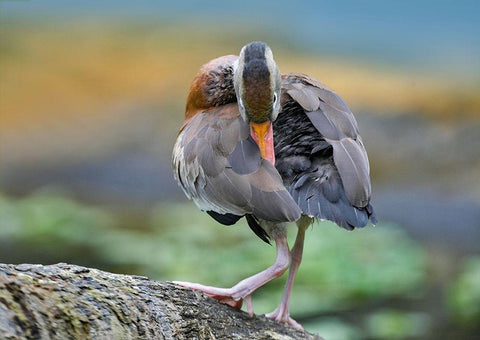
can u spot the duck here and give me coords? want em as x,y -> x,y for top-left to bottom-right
172,41 -> 376,329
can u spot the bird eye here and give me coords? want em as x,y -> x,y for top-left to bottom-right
273,93 -> 278,104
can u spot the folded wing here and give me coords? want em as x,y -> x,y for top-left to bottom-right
173,103 -> 301,238
274,74 -> 376,229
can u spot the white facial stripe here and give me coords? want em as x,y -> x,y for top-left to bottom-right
263,45 -> 281,121
233,52 -> 246,121
264,46 -> 279,95
232,59 -> 239,73
265,46 -> 274,65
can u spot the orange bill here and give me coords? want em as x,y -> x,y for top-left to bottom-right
250,121 -> 275,165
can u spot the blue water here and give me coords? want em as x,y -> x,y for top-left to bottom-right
1,0 -> 479,78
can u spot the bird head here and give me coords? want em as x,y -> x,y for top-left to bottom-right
233,41 -> 281,164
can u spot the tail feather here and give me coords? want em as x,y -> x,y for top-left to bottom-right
245,214 -> 271,244
207,211 -> 242,225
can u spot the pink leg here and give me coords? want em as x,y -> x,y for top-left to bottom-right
174,235 -> 290,316
266,223 -> 307,329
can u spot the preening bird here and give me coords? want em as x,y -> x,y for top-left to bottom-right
172,41 -> 376,329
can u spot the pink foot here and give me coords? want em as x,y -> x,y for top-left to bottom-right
173,236 -> 290,320
266,306 -> 303,330
173,281 -> 254,315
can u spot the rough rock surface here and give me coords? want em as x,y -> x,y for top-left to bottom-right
0,263 -> 323,340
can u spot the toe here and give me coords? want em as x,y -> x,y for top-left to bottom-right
215,296 -> 243,309
172,281 -> 256,313
265,308 -> 279,319
244,295 -> 254,316
266,308 -> 303,329
285,317 -> 303,330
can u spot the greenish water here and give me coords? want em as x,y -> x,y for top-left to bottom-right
1,192 -> 479,338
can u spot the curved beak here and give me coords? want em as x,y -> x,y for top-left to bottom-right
250,122 -> 275,165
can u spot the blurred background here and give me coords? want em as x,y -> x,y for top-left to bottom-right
1,1 -> 479,338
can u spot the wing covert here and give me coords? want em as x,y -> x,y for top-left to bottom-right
173,103 -> 301,223
281,73 -> 372,208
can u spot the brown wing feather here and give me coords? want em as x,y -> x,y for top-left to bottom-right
282,73 -> 372,208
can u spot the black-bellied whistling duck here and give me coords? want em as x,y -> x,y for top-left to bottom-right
172,41 -> 376,329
